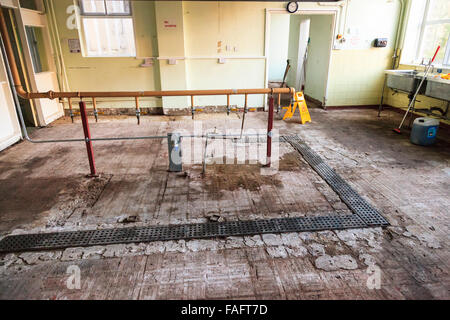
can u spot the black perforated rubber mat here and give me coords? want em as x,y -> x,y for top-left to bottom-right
0,215 -> 369,253
0,134 -> 388,253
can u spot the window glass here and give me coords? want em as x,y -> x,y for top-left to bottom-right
105,0 -> 131,15
427,0 -> 450,21
421,23 -> 450,65
82,18 -> 136,57
402,0 -> 450,66
19,0 -> 38,11
81,0 -> 106,15
80,0 -> 135,57
25,26 -> 49,73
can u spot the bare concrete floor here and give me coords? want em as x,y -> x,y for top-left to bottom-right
0,108 -> 449,299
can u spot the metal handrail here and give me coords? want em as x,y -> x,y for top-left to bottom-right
0,7 -> 281,174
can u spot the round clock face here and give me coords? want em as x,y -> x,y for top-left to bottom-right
287,2 -> 298,13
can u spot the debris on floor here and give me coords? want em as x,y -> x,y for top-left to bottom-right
117,215 -> 140,224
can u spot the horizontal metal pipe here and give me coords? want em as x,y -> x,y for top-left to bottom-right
23,88 -> 294,100
29,133 -> 267,143
0,7 -> 295,150
0,9 -> 294,102
90,135 -> 168,141
1,34 -> 281,145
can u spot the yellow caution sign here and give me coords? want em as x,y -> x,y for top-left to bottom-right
282,91 -> 311,124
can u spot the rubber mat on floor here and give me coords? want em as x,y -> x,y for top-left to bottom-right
0,215 -> 369,253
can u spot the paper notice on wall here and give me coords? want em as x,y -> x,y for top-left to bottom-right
68,39 -> 81,53
163,20 -> 177,28
349,35 -> 361,47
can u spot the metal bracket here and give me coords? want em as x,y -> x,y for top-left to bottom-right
167,133 -> 182,172
93,109 -> 99,122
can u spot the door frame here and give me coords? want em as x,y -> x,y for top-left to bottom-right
264,8 -> 338,108
11,0 -> 63,126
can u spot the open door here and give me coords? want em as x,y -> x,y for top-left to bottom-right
303,14 -> 334,107
265,10 -> 335,109
12,0 -> 63,126
286,15 -> 310,92
1,6 -> 37,126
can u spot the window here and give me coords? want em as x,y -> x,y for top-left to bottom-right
26,26 -> 49,73
20,0 -> 38,11
79,0 -> 136,57
402,0 -> 450,66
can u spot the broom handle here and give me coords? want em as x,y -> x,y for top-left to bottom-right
398,46 -> 440,129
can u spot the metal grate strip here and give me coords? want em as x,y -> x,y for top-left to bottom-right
282,135 -> 389,227
0,215 -> 367,253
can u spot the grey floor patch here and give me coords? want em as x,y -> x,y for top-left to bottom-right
282,135 -> 389,227
0,134 -> 388,253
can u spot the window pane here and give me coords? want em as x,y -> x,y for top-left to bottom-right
25,26 -> 49,73
82,18 -> 136,57
106,0 -> 131,15
420,23 -> 450,65
20,0 -> 38,10
81,0 -> 106,15
427,0 -> 450,21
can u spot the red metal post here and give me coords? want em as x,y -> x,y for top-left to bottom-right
266,95 -> 274,167
79,101 -> 97,176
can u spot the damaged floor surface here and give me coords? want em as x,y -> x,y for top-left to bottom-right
0,108 -> 449,299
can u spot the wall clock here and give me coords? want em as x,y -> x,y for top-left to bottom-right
287,2 -> 299,13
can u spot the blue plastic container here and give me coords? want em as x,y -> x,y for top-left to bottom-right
410,117 -> 439,146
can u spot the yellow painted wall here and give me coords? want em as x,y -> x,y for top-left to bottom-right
155,1 -> 189,108
326,0 -> 401,106
182,1 -> 275,108
327,49 -> 393,106
186,59 -> 266,107
268,14 -> 290,82
51,0 -> 161,109
184,1 -> 268,57
49,1 -> 405,110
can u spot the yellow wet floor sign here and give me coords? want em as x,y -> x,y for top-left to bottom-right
282,91 -> 311,124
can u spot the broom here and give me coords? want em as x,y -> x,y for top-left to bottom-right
393,45 -> 440,134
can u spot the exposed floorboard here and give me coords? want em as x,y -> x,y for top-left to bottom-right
0,108 -> 448,299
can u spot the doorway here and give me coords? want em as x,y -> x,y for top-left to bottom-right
1,7 -> 37,127
266,11 -> 335,108
11,2 -> 64,126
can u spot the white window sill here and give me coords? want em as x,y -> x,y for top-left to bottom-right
83,55 -> 137,58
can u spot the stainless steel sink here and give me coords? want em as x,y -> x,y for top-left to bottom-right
385,69 -> 426,94
425,77 -> 450,101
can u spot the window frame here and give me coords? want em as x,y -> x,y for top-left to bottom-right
78,0 -> 137,58
414,0 -> 450,66
26,26 -> 44,73
79,0 -> 132,17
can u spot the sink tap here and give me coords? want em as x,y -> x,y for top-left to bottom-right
420,57 -> 430,71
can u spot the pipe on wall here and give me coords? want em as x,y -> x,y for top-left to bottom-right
1,6 -> 294,147
46,0 -> 71,92
392,0 -> 405,69
0,7 -> 294,101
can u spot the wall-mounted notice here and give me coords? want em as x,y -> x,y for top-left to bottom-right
164,20 -> 177,28
68,39 -> 81,53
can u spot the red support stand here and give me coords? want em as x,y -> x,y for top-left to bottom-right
266,95 -> 274,167
79,101 -> 97,177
